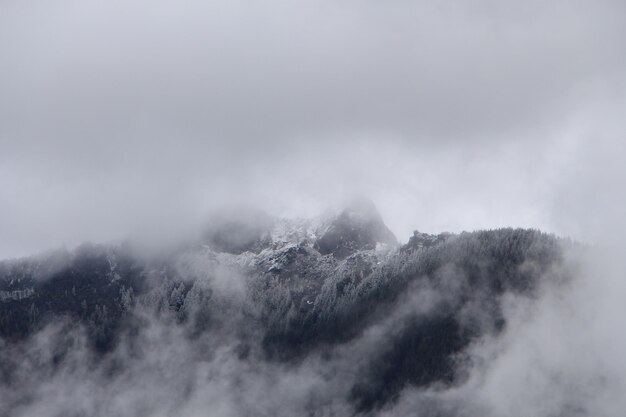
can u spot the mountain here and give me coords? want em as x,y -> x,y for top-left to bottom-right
313,197 -> 398,259
0,202 -> 570,416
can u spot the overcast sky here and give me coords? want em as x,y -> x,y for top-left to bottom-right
1,0 -> 625,258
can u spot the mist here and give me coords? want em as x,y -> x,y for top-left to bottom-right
1,0 -> 626,416
2,0 -> 625,257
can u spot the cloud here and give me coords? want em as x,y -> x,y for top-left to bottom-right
379,241 -> 626,417
1,0 -> 625,257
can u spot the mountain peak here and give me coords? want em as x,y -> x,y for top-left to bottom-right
314,199 -> 397,259
342,196 -> 383,223
199,200 -> 398,258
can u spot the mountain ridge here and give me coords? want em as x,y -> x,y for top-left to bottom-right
0,203 -> 570,415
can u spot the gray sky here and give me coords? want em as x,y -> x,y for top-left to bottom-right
1,0 -> 625,258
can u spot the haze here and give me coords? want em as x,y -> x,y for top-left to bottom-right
1,0 -> 625,258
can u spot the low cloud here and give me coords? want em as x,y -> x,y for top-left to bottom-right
1,0 -> 625,257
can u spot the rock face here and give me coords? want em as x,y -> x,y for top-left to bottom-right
314,198 -> 398,259
0,202 -> 570,416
